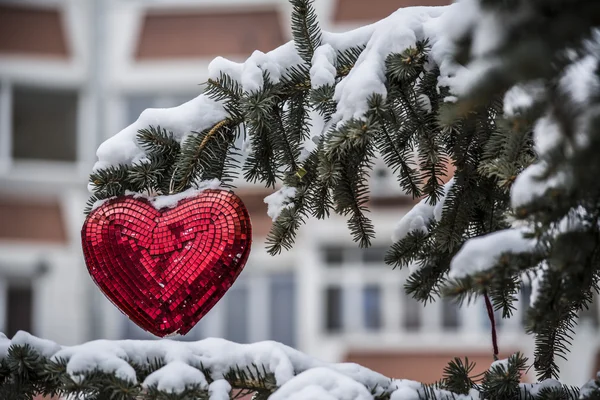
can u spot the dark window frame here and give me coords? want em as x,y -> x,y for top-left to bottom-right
12,85 -> 79,162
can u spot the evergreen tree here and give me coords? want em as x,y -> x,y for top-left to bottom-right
4,0 -> 600,398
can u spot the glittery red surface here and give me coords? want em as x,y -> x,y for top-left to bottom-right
81,189 -> 252,337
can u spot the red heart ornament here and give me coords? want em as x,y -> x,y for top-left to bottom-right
81,189 -> 252,337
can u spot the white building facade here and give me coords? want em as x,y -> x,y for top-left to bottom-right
0,0 -> 597,385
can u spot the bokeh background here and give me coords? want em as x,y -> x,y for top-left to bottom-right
0,0 -> 598,385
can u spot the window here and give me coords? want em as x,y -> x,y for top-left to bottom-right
127,95 -> 154,126
480,299 -> 502,330
520,282 -> 532,327
322,245 -> 344,266
403,290 -> 421,330
12,86 -> 78,161
363,285 -> 382,329
361,245 -> 387,265
225,284 -> 248,343
269,272 -> 296,347
325,286 -> 343,332
442,297 -> 460,330
322,244 -> 389,266
6,281 -> 33,338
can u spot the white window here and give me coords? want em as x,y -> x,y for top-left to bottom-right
225,284 -> 249,343
363,285 -> 382,330
322,244 -> 425,333
269,271 -> 296,347
403,290 -> 421,330
325,285 -> 343,332
442,297 -> 461,330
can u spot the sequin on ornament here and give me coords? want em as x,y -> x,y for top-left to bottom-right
81,189 -> 252,337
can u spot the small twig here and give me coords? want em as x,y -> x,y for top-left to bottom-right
174,119 -> 230,193
484,292 -> 499,360
168,166 -> 179,195
200,119 -> 229,149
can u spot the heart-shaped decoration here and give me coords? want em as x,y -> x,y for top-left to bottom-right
81,189 -> 252,337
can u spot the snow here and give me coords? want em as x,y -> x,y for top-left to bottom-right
389,380 -> 422,400
271,368 -> 373,400
91,95 -> 228,178
450,58 -> 502,97
7,331 -> 589,399
443,95 -> 458,103
434,0 -> 511,97
511,162 -> 568,209
330,7 -> 448,127
327,362 -> 390,397
208,43 -> 304,86
137,179 -> 222,210
433,178 -> 454,222
391,197 -> 434,242
10,331 -> 61,358
529,262 -> 548,306
417,93 -> 432,113
6,333 -> 395,397
264,186 -> 297,221
391,178 -> 454,243
580,372 -> 600,398
389,379 -> 471,400
532,115 -> 563,155
89,180 -> 222,212
503,81 -> 545,118
469,10 -> 505,59
300,110 -> 325,162
90,197 -> 111,212
311,44 -> 337,88
144,361 -> 208,393
241,60 -> 264,93
0,333 -> 10,358
423,1 -> 474,94
528,379 -> 562,397
559,55 -> 599,106
558,205 -> 590,233
92,3 -> 468,219
209,380 -> 231,400
448,228 -> 536,279
490,358 -> 509,370
54,340 -> 137,384
321,25 -> 376,53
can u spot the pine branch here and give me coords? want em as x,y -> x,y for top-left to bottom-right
370,95 -> 422,198
385,229 -> 431,270
336,46 -> 365,78
440,357 -> 478,395
266,189 -> 309,255
266,154 -> 319,255
206,72 -> 244,119
480,352 -> 527,400
309,84 -> 336,121
241,80 -> 282,187
290,0 -> 322,63
173,119 -> 238,191
136,126 -> 180,158
324,118 -> 378,247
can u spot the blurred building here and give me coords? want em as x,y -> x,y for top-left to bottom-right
0,0 -> 598,386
